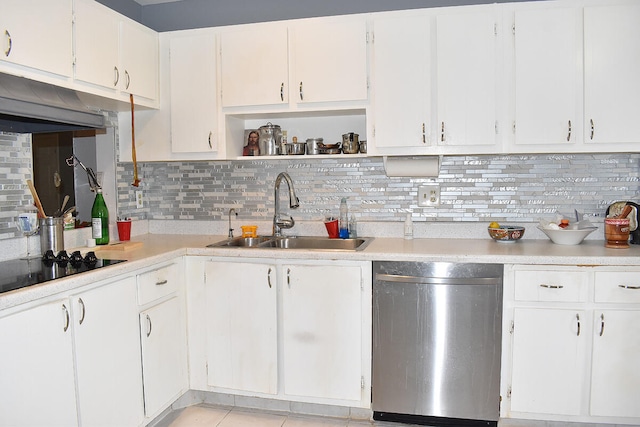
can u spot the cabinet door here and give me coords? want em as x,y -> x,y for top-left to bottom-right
510,307 -> 587,416
204,261 -> 278,394
372,14 -> 432,149
73,277 -> 144,427
512,7 -> 581,148
291,19 -> 368,104
436,9 -> 497,147
282,264 -> 363,402
220,24 -> 288,107
590,309 -> 640,418
170,33 -> 218,153
0,300 -> 78,427
584,4 -> 640,145
140,296 -> 188,417
0,0 -> 72,77
120,19 -> 159,100
74,0 -> 120,91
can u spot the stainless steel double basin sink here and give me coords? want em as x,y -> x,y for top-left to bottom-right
207,235 -> 373,251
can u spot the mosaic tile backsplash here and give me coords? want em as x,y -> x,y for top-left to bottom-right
2,130 -> 639,240
116,153 -> 640,224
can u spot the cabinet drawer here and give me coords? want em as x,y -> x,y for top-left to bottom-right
137,263 -> 180,305
514,270 -> 589,302
594,271 -> 640,303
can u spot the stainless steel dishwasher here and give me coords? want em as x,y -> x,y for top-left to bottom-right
372,261 -> 503,427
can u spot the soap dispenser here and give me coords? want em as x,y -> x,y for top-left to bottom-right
339,198 -> 349,239
404,213 -> 413,240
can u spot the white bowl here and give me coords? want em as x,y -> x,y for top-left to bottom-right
537,226 -> 598,245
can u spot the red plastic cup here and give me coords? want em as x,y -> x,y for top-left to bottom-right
324,219 -> 339,238
117,220 -> 132,241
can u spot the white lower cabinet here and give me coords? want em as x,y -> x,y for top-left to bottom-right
137,261 -> 189,420
503,265 -> 640,425
202,258 -> 371,407
0,276 -> 144,427
0,299 -> 78,427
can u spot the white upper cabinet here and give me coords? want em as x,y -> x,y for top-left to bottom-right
220,23 -> 288,108
170,32 -> 218,153
510,6 -> 582,150
74,0 -> 120,91
290,17 -> 368,105
220,17 -> 368,110
436,7 -> 499,149
584,3 -> 640,146
372,12 -> 432,151
120,19 -> 159,101
0,0 -> 73,78
74,0 -> 159,104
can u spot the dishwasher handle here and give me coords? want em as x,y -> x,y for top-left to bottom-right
375,273 -> 501,286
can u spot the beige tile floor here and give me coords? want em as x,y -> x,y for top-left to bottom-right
154,404 -> 414,427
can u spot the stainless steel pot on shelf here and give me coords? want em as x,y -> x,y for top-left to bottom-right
258,122 -> 282,156
342,132 -> 359,154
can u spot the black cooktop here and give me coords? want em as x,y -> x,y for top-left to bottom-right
0,250 -> 125,295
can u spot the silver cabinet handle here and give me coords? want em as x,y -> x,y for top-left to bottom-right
440,122 -> 445,142
618,284 -> 640,290
146,314 -> 152,337
208,131 -> 212,149
4,30 -> 12,57
287,268 -> 291,287
590,119 -> 595,140
62,304 -> 70,332
113,66 -> 120,86
299,81 -> 304,101
567,120 -> 571,142
267,267 -> 272,288
540,284 -> 564,289
78,298 -> 86,325
576,313 -> 580,336
155,279 -> 168,286
599,313 -> 605,337
422,123 -> 426,144
280,83 -> 284,101
125,70 -> 131,89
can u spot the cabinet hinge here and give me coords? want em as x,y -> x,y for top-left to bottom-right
512,23 -> 516,35
361,376 -> 365,389
495,121 -> 499,135
507,386 -> 512,399
510,320 -> 514,334
494,23 -> 498,36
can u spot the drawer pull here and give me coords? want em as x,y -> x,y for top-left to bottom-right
576,313 -> 580,336
618,284 -> 640,290
155,279 -> 168,286
599,313 -> 605,337
540,284 -> 564,289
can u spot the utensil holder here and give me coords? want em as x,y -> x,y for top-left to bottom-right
39,217 -> 64,253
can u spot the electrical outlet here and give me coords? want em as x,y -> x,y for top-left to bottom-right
135,190 -> 144,209
418,184 -> 440,207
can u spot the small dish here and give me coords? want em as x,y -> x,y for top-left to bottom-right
488,225 -> 525,243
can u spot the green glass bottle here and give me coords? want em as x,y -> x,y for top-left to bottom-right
91,188 -> 109,245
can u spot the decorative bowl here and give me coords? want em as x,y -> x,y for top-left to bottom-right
488,225 -> 525,243
537,226 -> 597,245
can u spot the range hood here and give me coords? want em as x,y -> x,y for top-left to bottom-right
0,73 -> 105,133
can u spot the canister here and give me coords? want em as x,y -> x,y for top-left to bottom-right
258,122 -> 282,156
39,216 -> 64,253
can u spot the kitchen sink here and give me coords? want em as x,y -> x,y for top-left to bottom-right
207,235 -> 373,251
207,236 -> 272,248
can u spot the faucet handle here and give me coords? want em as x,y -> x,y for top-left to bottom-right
276,215 -> 295,229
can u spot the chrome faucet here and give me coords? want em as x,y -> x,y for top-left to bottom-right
228,208 -> 237,238
272,172 -> 300,236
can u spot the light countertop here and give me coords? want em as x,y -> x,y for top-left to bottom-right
2,233 -> 639,311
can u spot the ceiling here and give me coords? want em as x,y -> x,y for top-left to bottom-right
133,0 -> 177,4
